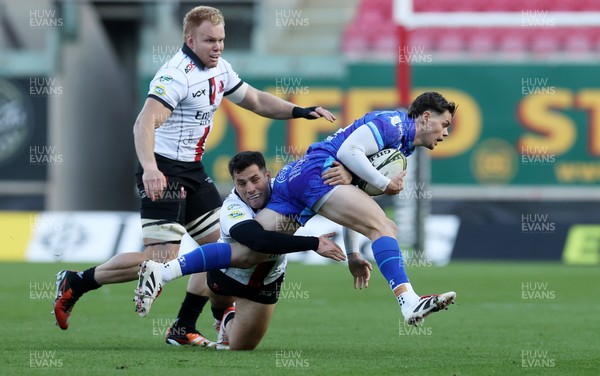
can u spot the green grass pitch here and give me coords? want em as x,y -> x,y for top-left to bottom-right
0,261 -> 598,375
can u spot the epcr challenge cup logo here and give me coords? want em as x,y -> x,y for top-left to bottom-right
0,78 -> 31,166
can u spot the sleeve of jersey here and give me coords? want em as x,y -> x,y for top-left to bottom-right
221,58 -> 247,104
147,67 -> 188,111
336,124 -> 391,192
229,220 -> 320,254
219,198 -> 255,238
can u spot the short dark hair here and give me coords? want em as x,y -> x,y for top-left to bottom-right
407,91 -> 457,118
228,151 -> 267,177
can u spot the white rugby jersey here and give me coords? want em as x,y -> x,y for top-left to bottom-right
219,188 -> 286,286
147,44 -> 245,162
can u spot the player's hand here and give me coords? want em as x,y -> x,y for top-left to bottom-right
315,232 -> 346,262
347,252 -> 372,289
142,167 -> 167,201
384,170 -> 407,195
310,106 -> 336,123
322,161 -> 353,186
293,106 -> 336,123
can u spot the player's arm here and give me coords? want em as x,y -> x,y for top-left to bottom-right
133,97 -> 172,201
336,124 -> 390,191
230,220 -> 318,254
343,227 -> 372,289
232,84 -> 336,122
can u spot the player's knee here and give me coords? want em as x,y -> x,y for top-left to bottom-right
384,219 -> 397,237
367,218 -> 396,240
230,339 -> 259,351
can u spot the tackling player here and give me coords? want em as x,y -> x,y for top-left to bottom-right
53,5 -> 337,343
141,151 -> 372,349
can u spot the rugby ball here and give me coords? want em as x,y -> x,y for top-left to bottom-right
357,149 -> 407,196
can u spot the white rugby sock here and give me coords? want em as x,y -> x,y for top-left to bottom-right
161,260 -> 183,284
396,283 -> 420,316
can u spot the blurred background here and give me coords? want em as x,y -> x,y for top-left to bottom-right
1,0 -> 598,266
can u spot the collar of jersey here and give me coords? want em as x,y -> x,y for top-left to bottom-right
182,43 -> 207,70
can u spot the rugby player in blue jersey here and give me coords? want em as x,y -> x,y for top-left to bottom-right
137,91 -> 457,326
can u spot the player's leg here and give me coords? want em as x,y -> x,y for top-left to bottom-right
135,240 -> 272,317
163,272 -> 217,347
224,299 -> 275,351
253,208 -> 299,235
54,187 -> 187,330
317,185 -> 455,325
167,224 -> 221,345
209,271 -> 281,350
164,177 -> 222,345
206,286 -> 235,346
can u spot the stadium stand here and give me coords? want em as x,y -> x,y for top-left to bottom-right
342,0 -> 600,58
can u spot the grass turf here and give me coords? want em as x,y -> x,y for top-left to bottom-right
0,261 -> 598,375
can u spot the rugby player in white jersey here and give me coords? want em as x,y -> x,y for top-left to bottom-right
146,151 -> 373,349
53,5 -> 337,344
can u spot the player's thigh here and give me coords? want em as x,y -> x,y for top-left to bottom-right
138,177 -> 188,261
184,178 -> 222,244
228,299 -> 276,350
229,242 -> 270,268
141,221 -> 187,262
317,185 -> 396,240
254,208 -> 298,234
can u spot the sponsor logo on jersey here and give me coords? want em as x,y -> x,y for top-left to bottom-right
153,85 -> 166,96
390,115 -> 402,126
218,80 -> 225,93
184,61 -> 195,74
228,210 -> 245,220
227,203 -> 242,210
275,164 -> 291,183
159,75 -> 173,85
192,89 -> 206,98
195,110 -> 214,125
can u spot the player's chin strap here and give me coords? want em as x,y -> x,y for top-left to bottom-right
292,106 -> 318,119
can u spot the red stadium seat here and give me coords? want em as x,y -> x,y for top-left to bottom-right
409,29 -> 436,52
435,28 -> 467,53
342,25 -> 371,54
372,22 -> 397,54
497,28 -> 528,57
467,28 -> 498,54
563,30 -> 593,57
530,33 -> 561,57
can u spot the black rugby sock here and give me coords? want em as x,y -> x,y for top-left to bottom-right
71,267 -> 101,297
174,292 -> 209,330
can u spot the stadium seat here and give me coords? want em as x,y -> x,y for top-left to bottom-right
467,28 -> 497,55
530,33 -> 561,58
409,29 -> 436,52
372,23 -> 397,54
497,29 -> 528,57
563,30 -> 593,59
342,25 -> 371,54
435,28 -> 466,53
